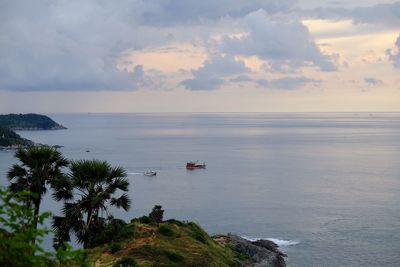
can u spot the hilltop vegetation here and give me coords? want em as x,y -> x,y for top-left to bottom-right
0,113 -> 66,130
87,219 -> 244,267
0,127 -> 33,147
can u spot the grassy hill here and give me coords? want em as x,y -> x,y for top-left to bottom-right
87,219 -> 246,267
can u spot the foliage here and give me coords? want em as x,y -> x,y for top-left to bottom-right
149,205 -> 164,224
7,146 -> 68,240
89,217 -> 134,247
158,224 -> 176,237
166,218 -> 185,226
0,113 -> 66,130
164,250 -> 185,262
110,243 -> 123,254
54,243 -> 88,267
85,220 -> 242,266
135,215 -> 153,224
113,257 -> 138,267
131,244 -> 185,264
52,160 -> 131,249
187,222 -> 208,244
0,127 -> 33,147
0,187 -> 86,267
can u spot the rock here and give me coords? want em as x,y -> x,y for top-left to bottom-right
252,240 -> 287,257
226,234 -> 287,267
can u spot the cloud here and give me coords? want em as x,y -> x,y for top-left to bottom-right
6,0 -> 395,92
364,77 -> 384,86
304,2 -> 400,27
230,75 -> 253,82
221,9 -> 337,72
0,1 -> 165,91
387,34 -> 400,68
257,76 -> 321,90
181,55 -> 250,90
140,0 -> 296,25
0,0 -> 302,92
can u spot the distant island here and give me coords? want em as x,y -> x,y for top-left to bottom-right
0,113 -> 66,149
0,113 -> 66,130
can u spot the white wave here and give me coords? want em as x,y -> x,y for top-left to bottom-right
267,238 -> 299,246
127,172 -> 142,175
242,236 -> 299,246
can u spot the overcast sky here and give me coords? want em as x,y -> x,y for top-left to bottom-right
0,0 -> 399,112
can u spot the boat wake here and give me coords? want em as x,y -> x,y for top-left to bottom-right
127,172 -> 142,175
242,236 -> 299,247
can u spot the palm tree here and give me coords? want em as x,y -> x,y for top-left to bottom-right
7,146 -> 68,235
52,160 -> 131,249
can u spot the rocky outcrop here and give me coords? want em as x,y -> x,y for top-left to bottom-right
216,234 -> 287,267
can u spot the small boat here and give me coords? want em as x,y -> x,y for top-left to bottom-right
186,161 -> 206,170
144,170 -> 157,176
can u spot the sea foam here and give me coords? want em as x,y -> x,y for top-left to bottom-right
242,236 -> 299,246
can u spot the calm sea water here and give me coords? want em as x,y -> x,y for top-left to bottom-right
1,113 -> 400,266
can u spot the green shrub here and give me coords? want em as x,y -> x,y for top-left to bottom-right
137,216 -> 153,224
158,224 -> 175,237
90,218 -> 134,247
165,251 -> 184,262
113,257 -> 137,267
188,222 -> 208,244
149,205 -> 164,224
0,187 -> 86,267
131,245 -> 185,264
166,219 -> 185,226
110,243 -> 123,254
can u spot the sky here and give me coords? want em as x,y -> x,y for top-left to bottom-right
0,0 -> 399,113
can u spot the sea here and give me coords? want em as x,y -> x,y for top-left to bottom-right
1,113 -> 400,266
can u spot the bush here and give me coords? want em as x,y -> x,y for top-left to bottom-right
166,219 -> 185,226
137,216 -> 153,224
89,218 -> 134,247
165,251 -> 184,262
0,187 -> 86,267
130,245 -> 184,264
149,205 -> 164,224
158,225 -> 175,237
113,257 -> 137,267
188,222 -> 208,244
110,243 -> 123,254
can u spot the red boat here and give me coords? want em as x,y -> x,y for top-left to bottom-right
186,161 -> 206,170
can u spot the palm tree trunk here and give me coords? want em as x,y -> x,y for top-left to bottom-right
83,209 -> 93,249
32,198 -> 41,244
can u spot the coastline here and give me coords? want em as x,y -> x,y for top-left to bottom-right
214,234 -> 287,267
13,125 -> 67,131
